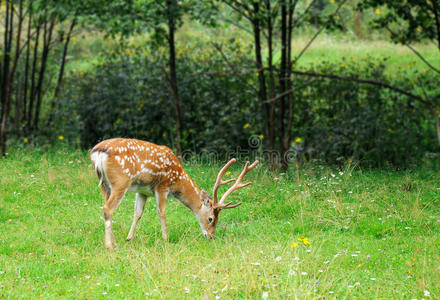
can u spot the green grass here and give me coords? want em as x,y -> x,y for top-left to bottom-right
1,148 -> 440,298
177,20 -> 439,75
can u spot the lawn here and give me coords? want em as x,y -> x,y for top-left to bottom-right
1,147 -> 439,298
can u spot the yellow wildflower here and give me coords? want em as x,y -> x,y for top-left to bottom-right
375,8 -> 381,15
243,123 -> 250,129
295,137 -> 302,143
58,136 -> 64,141
291,242 -> 298,248
297,237 -> 310,245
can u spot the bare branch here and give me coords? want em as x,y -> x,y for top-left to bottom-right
263,78 -> 316,104
288,68 -> 431,106
293,0 -> 348,65
385,26 -> 440,74
212,42 -> 258,93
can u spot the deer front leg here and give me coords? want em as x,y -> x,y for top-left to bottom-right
126,193 -> 147,241
155,190 -> 168,242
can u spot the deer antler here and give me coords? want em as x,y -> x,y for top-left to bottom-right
213,159 -> 259,210
212,158 -> 237,204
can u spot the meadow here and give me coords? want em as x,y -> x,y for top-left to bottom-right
1,147 -> 439,299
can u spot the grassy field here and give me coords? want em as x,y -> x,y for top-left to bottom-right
1,148 -> 440,299
68,26 -> 439,77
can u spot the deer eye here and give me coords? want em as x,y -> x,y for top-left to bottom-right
208,217 -> 214,223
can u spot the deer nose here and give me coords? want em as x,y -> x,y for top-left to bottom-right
203,232 -> 214,239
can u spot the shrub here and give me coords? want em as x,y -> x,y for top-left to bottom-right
57,49 -> 439,167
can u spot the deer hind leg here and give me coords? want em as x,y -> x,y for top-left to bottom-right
126,193 -> 147,241
103,185 -> 127,250
155,190 -> 169,242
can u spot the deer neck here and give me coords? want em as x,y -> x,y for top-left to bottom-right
171,171 -> 202,213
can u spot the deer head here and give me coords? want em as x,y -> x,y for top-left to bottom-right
196,158 -> 259,238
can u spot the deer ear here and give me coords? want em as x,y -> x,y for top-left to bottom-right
200,189 -> 211,207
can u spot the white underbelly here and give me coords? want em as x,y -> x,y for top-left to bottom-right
127,183 -> 154,197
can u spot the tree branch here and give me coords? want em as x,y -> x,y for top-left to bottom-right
385,26 -> 440,74
288,68 -> 431,106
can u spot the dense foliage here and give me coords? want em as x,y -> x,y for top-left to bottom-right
2,0 -> 439,168
56,47 -> 439,167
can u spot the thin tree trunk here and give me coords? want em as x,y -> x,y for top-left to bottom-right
34,16 -> 56,130
166,0 -> 183,156
22,3 -> 33,124
1,0 -> 23,156
282,0 -> 296,170
278,0 -> 289,169
266,0 -> 276,154
428,0 -> 440,50
28,21 -> 41,132
1,0 -> 11,117
47,17 -> 76,127
252,2 -> 272,154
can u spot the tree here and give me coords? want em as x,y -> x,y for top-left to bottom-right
220,0 -> 345,169
359,0 -> 440,144
0,0 -> 78,156
80,0 -> 205,156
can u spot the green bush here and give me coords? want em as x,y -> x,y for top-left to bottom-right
57,49 -> 439,167
57,47 -> 258,154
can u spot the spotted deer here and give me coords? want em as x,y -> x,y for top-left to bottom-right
90,138 -> 259,250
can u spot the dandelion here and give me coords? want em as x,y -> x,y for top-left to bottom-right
295,137 -> 302,143
226,171 -> 231,175
375,8 -> 381,14
58,135 -> 64,141
259,134 -> 264,140
298,237 -> 310,245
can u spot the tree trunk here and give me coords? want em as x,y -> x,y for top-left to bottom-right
278,0 -> 288,166
281,0 -> 296,170
22,3 -> 33,124
47,17 -> 76,127
28,21 -> 41,133
265,0 -> 276,154
166,0 -> 183,156
1,0 -> 23,156
33,16 -> 56,130
252,3 -> 272,155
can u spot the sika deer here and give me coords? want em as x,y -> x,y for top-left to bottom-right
90,138 -> 258,250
